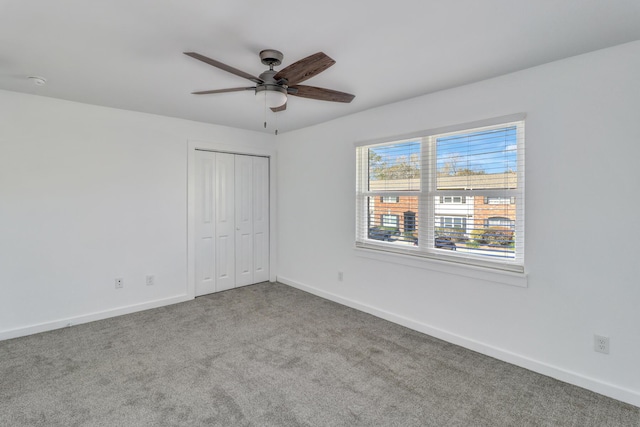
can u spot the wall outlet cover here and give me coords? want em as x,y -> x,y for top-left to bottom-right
594,334 -> 609,354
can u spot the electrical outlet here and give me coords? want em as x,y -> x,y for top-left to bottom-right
338,271 -> 344,281
115,278 -> 123,289
594,334 -> 609,354
146,275 -> 155,286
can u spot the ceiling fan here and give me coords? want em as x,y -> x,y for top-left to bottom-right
184,49 -> 355,112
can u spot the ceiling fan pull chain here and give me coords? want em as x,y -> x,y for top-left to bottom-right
263,94 -> 267,129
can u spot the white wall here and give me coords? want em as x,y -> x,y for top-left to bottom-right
0,91 -> 273,339
276,40 -> 640,406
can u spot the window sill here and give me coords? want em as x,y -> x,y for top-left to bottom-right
354,246 -> 528,288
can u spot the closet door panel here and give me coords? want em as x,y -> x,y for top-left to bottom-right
252,156 -> 270,283
195,152 -> 216,296
235,155 -> 254,286
215,153 -> 236,292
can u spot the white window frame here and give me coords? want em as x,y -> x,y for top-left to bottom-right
355,114 -> 525,275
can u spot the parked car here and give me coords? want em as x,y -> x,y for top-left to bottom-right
435,236 -> 457,250
368,227 -> 401,242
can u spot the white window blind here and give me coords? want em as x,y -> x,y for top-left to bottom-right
355,117 -> 525,273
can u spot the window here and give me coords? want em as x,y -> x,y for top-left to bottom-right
437,216 -> 467,229
355,116 -> 524,272
381,214 -> 399,228
484,197 -> 514,205
486,217 -> 514,228
440,196 -> 466,204
381,196 -> 400,203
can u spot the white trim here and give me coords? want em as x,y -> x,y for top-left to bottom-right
277,276 -> 640,408
354,113 -> 527,148
0,294 -> 191,341
354,246 -> 526,287
186,139 -> 278,299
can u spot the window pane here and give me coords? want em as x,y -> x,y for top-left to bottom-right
368,141 -> 420,191
487,217 -> 514,228
436,126 -> 517,190
469,196 -> 516,259
439,196 -> 468,204
486,197 -> 511,205
382,214 -> 399,227
433,195 -> 516,258
367,196 -> 419,245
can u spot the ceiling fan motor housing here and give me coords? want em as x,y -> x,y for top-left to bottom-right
258,69 -> 285,86
256,67 -> 287,108
255,84 -> 287,96
259,49 -> 283,67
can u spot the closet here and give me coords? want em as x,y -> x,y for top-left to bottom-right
195,150 -> 269,296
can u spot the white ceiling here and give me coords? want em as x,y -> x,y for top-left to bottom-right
1,1 -> 639,134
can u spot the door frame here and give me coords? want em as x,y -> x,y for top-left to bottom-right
187,139 -> 277,299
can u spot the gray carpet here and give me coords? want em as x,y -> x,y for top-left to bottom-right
1,282 -> 638,426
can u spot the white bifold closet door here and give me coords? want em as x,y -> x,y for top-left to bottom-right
195,151 -> 269,296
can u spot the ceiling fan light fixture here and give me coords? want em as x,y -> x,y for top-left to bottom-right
185,50 -> 355,116
255,85 -> 287,108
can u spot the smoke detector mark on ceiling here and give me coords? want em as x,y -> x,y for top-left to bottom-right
28,76 -> 47,86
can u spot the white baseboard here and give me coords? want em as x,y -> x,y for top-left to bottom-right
277,276 -> 640,408
0,294 -> 192,341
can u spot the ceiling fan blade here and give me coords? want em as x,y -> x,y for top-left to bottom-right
184,52 -> 263,84
274,52 -> 335,86
191,87 -> 255,95
271,103 -> 287,112
289,85 -> 355,103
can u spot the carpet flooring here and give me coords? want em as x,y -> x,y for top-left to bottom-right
1,282 -> 638,426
